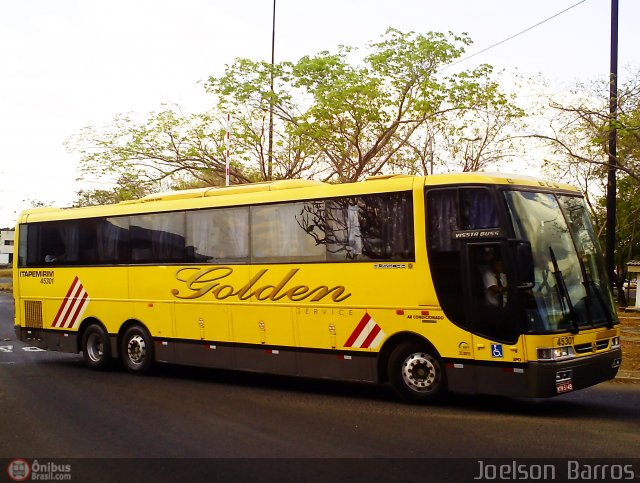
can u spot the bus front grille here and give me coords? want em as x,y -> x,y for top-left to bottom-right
574,339 -> 609,354
24,301 -> 43,328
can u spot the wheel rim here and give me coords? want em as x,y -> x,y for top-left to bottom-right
127,334 -> 147,366
401,352 -> 439,393
86,332 -> 104,362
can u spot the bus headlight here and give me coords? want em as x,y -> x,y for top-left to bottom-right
537,345 -> 576,361
611,337 -> 620,349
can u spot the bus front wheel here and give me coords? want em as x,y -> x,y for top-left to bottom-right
121,325 -> 155,375
82,324 -> 113,370
388,341 -> 446,403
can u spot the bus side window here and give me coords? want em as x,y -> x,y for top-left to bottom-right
130,213 -> 186,263
468,244 -> 520,343
426,189 -> 468,328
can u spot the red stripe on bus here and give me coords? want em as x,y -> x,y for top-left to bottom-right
60,282 -> 84,328
52,276 -> 80,327
64,290 -> 88,329
344,312 -> 371,347
361,323 -> 381,349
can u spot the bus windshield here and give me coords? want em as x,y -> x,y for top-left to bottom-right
504,190 -> 615,333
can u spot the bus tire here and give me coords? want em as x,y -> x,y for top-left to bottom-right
388,341 -> 446,403
121,325 -> 155,375
82,324 -> 113,370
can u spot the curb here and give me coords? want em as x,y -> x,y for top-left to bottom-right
613,376 -> 640,384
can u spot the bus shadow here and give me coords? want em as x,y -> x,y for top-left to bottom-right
154,362 -> 399,403
442,388 -> 640,421
43,357 -> 640,421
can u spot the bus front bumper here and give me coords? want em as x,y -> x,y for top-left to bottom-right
525,348 -> 622,398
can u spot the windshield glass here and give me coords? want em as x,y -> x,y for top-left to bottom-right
504,190 -> 614,332
557,195 -> 615,324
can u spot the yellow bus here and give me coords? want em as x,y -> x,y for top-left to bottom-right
13,173 -> 621,402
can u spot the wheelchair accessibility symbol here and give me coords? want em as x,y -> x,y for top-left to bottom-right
491,344 -> 504,358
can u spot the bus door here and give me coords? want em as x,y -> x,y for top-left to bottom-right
465,242 -> 527,395
426,186 -> 525,394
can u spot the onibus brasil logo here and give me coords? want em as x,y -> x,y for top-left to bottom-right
7,459 -> 72,481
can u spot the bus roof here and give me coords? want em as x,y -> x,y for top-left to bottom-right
17,172 -> 579,223
423,171 -> 577,191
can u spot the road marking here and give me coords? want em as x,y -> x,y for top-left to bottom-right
0,345 -> 47,353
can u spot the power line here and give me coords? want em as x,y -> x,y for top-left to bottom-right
440,0 -> 588,71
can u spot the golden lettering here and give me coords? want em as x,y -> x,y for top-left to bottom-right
235,269 -> 268,300
287,285 -> 309,301
172,267 -> 233,299
267,269 -> 299,301
213,285 -> 235,299
307,286 -> 351,302
253,285 -> 276,301
172,266 -> 352,303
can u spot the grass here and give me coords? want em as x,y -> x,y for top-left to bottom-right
617,309 -> 640,379
0,268 -> 11,291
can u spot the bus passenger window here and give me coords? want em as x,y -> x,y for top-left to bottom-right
130,213 -> 186,263
186,207 -> 249,263
324,193 -> 414,262
251,203 -> 326,263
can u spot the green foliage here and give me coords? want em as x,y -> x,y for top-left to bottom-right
536,70 -> 640,300
73,173 -> 155,207
68,27 -> 524,200
207,28 -> 523,182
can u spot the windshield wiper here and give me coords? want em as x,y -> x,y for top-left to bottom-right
549,247 -> 580,334
585,279 -> 615,329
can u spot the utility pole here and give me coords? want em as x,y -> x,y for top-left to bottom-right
606,0 -> 618,288
267,0 -> 276,181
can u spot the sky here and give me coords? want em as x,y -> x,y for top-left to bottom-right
1,0 -> 639,227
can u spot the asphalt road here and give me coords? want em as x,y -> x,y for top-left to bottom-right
1,292 -> 639,482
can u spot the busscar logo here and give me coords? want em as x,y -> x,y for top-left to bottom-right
453,229 -> 502,239
373,263 -> 408,269
7,459 -> 30,482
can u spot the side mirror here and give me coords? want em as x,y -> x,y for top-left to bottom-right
510,240 -> 535,289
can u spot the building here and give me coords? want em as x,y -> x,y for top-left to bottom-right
0,228 -> 15,265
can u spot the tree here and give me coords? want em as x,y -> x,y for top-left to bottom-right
73,173 -> 156,207
66,106 -> 256,189
209,29 -> 524,182
533,70 -> 640,302
69,28 -> 524,200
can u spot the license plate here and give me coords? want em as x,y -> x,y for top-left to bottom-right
556,380 -> 573,394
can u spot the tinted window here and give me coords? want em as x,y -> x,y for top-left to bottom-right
295,192 -> 414,262
19,190 -> 414,266
251,192 -> 415,262
186,207 -> 249,263
96,218 -> 129,263
427,187 -> 500,328
130,212 -> 186,263
251,202 -> 326,263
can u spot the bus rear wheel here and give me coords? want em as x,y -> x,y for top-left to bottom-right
388,341 -> 446,403
82,324 -> 113,370
121,325 -> 155,375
